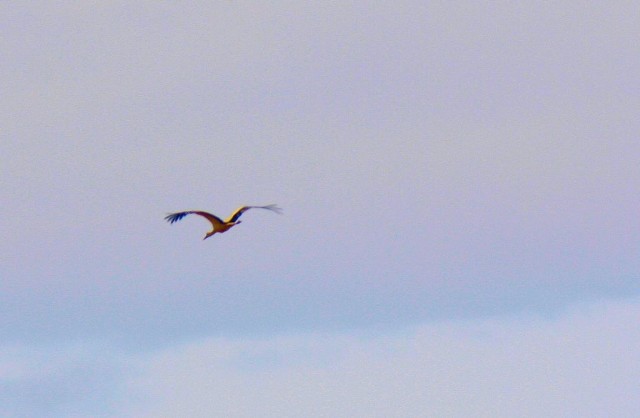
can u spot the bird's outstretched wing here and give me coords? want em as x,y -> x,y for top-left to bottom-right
225,204 -> 283,223
165,211 -> 225,228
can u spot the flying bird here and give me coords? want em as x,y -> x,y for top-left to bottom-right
165,204 -> 282,240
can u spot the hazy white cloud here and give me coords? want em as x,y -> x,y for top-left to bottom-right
0,342 -> 132,418
2,298 -> 637,417
110,296 -> 639,418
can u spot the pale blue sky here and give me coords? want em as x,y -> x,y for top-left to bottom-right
2,2 -> 639,417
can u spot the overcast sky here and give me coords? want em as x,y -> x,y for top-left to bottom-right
2,2 -> 639,417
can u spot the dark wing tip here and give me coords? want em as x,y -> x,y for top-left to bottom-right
165,212 -> 189,224
262,204 -> 283,214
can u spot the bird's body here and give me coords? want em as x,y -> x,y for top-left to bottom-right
165,204 -> 282,239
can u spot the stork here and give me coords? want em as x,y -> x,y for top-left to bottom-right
165,204 -> 282,240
